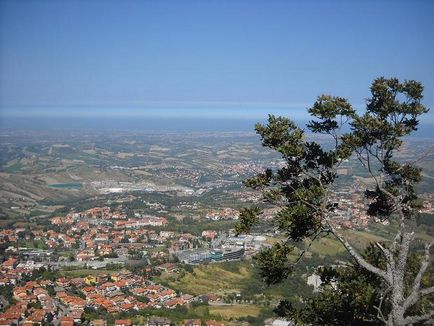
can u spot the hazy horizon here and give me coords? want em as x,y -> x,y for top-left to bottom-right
1,115 -> 434,139
1,0 -> 434,126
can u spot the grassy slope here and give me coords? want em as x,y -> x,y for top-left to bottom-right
164,230 -> 392,297
166,263 -> 251,296
208,304 -> 262,319
305,237 -> 345,256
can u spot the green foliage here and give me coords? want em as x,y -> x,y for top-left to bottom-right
346,78 -> 428,219
113,306 -> 214,324
307,95 -> 356,140
0,285 -> 14,304
254,243 -> 293,285
84,306 -> 114,324
46,284 -> 56,296
235,207 -> 262,235
27,301 -> 43,309
105,262 -> 124,270
237,76 -> 429,269
67,284 -> 86,299
417,213 -> 434,228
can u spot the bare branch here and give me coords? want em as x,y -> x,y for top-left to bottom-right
403,240 -> 434,311
403,310 -> 434,325
390,228 -> 402,254
420,286 -> 434,297
374,286 -> 390,324
327,221 -> 390,282
396,231 -> 414,276
376,242 -> 395,276
374,305 -> 387,324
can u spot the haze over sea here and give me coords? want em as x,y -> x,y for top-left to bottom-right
0,105 -> 302,131
1,107 -> 433,137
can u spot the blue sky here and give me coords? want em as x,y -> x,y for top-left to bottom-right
1,0 -> 434,122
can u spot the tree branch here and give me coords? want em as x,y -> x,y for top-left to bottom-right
374,286 -> 390,324
390,228 -> 402,254
403,310 -> 434,325
375,242 -> 395,276
420,286 -> 434,296
403,240 -> 434,311
327,221 -> 390,282
396,230 -> 413,278
293,230 -> 323,265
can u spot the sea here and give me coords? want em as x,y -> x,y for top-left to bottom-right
0,116 -> 433,138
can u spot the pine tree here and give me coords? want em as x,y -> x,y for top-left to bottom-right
236,78 -> 433,325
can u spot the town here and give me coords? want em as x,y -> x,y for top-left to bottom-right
2,178 -> 433,325
0,203 -> 272,326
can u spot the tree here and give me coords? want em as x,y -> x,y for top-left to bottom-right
236,77 -> 433,325
276,244 -> 432,325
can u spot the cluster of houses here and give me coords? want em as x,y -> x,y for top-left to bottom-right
0,269 -> 193,326
0,204 -> 261,324
419,198 -> 434,214
0,264 -> 238,326
0,205 -> 231,270
222,162 -> 264,177
52,208 -> 168,227
49,209 -> 175,262
205,208 -> 240,221
5,183 -> 427,325
328,181 -> 376,229
0,257 -> 47,286
0,280 -> 63,325
113,216 -> 168,229
329,180 -> 434,229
